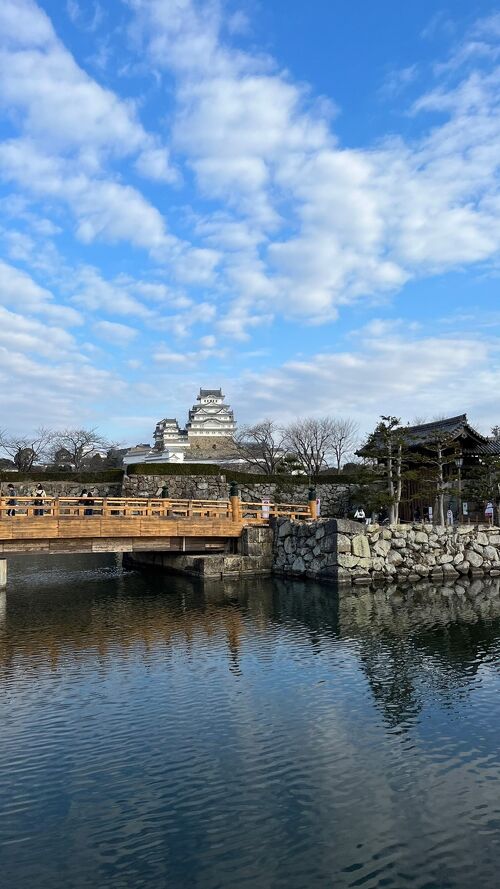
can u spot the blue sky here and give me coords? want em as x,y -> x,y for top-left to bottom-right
1,0 -> 500,445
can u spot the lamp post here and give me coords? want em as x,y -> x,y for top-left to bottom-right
455,455 -> 463,522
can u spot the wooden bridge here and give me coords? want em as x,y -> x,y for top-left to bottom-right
0,496 -> 315,556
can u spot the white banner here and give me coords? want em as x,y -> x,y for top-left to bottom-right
262,498 -> 270,520
316,498 -> 321,517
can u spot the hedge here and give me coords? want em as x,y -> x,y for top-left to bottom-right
0,469 -> 124,483
126,463 -> 370,486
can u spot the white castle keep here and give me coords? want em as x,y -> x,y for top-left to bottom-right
124,388 -> 237,467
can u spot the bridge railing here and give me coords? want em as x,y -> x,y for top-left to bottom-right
239,501 -> 312,522
0,497 -> 233,519
0,496 -> 314,522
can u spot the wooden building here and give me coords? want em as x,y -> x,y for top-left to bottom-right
358,414 -> 500,521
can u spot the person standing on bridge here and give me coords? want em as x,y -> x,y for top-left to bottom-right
34,484 -> 46,516
84,490 -> 95,516
6,483 -> 16,517
79,490 -> 88,516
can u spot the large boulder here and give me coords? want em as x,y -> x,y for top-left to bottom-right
484,545 -> 499,562
373,539 -> 391,557
278,520 -> 292,539
467,550 -> 483,568
352,534 -> 371,558
337,534 -> 352,553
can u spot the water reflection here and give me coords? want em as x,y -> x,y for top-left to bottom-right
2,555 -> 500,889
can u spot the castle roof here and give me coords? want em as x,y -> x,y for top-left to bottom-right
199,388 -> 223,398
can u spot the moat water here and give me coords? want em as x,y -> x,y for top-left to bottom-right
1,555 -> 500,889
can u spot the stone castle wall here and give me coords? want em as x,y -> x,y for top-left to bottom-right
123,472 -> 352,515
0,480 -> 121,498
273,519 -> 500,585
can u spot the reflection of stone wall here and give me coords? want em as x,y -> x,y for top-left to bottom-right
273,519 -> 500,584
338,576 -> 500,634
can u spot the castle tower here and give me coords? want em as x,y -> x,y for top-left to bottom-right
153,418 -> 188,452
186,389 -> 236,439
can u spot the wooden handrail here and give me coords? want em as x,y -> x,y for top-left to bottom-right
0,496 -> 313,523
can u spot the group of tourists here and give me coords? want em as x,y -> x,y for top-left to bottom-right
2,484 -> 97,517
4,482 -> 46,517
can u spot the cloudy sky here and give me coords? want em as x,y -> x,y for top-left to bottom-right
1,0 -> 500,444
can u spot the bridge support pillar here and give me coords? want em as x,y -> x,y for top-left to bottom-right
0,559 -> 6,588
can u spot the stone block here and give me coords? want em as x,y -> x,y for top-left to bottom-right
291,556 -> 305,574
387,550 -> 404,566
457,560 -> 470,574
415,531 -> 428,544
352,535 -> 371,558
488,534 -> 500,545
373,539 -> 391,557
467,550 -> 484,568
437,553 -> 454,564
413,563 -> 430,576
476,532 -> 489,546
278,520 -> 292,539
338,553 -> 360,569
484,546 -> 499,561
337,534 -> 352,553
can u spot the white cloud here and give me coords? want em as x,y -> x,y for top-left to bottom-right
71,266 -> 154,319
135,147 -> 179,184
0,259 -> 82,326
94,320 -> 138,346
233,327 -> 500,433
0,139 -> 170,249
152,348 -> 188,364
128,0 -> 500,334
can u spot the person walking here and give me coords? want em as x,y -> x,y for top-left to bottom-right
34,484 -> 46,516
446,508 -> 454,526
354,507 -> 366,524
6,483 -> 16,517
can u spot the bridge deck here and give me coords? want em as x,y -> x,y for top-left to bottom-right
0,497 -> 312,555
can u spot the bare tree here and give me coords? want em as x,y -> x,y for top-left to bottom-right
282,417 -> 336,479
234,420 -> 286,475
330,418 -> 359,472
50,428 -> 112,471
0,427 -> 53,471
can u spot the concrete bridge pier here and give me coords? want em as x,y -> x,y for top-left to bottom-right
0,559 -> 6,588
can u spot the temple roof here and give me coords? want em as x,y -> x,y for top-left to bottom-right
358,414 -> 499,457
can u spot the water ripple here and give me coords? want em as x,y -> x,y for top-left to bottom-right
1,555 -> 500,888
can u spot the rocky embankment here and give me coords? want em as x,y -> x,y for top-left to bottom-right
273,519 -> 500,585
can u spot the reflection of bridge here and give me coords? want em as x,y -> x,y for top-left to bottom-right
0,497 -> 313,556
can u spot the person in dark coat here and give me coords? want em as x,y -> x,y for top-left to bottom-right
34,484 -> 46,516
6,483 -> 16,517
